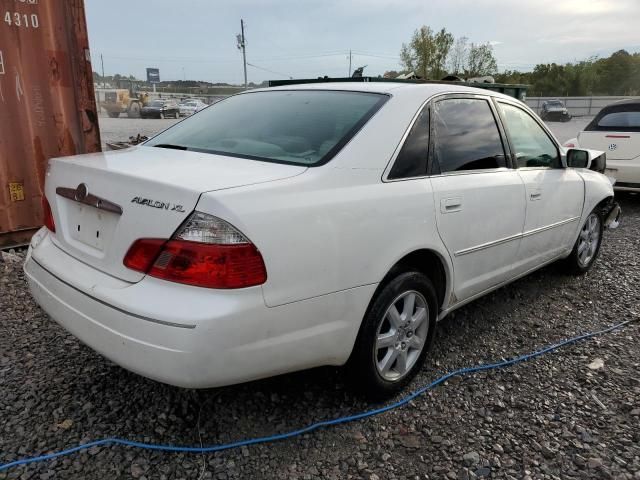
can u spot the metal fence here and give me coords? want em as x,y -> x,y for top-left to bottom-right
526,96 -> 640,117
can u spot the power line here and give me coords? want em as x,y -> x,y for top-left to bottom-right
351,51 -> 401,60
246,62 -> 292,79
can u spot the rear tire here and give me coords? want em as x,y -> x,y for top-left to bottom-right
107,111 -> 120,118
347,271 -> 438,398
563,210 -> 603,275
127,102 -> 141,118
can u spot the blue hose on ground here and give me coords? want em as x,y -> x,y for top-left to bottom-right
1,318 -> 636,472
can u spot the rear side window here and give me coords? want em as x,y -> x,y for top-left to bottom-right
145,90 -> 388,166
597,111 -> 640,130
498,102 -> 560,168
389,107 -> 429,179
586,103 -> 640,132
433,98 -> 506,173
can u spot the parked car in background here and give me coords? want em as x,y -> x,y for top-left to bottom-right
179,99 -> 208,117
540,100 -> 571,122
140,99 -> 180,119
564,99 -> 640,191
26,83 -> 620,397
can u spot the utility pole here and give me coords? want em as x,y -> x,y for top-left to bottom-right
348,50 -> 352,77
100,53 -> 105,88
237,19 -> 248,89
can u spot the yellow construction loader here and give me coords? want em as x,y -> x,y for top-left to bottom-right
102,80 -> 150,118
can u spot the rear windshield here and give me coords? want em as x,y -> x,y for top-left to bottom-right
586,104 -> 640,132
145,90 -> 388,166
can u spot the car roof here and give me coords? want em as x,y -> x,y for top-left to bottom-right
250,81 -> 516,101
607,98 -> 640,107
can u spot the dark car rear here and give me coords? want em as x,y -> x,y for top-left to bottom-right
141,100 -> 180,119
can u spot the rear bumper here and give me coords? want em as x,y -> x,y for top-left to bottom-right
24,230 -> 372,388
140,111 -> 163,118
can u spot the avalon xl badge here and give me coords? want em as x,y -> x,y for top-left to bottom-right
131,196 -> 186,213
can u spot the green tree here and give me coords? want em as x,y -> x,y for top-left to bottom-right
465,43 -> 498,77
400,26 -> 454,79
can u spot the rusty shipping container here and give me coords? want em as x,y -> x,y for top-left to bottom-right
0,0 -> 100,248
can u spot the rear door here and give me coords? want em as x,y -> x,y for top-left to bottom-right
495,100 -> 584,273
430,95 -> 526,302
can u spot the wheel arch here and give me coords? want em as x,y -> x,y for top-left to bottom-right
377,248 -> 452,313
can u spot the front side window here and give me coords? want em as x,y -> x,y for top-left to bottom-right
388,107 -> 429,179
498,102 -> 560,168
433,98 -> 506,173
145,90 -> 388,166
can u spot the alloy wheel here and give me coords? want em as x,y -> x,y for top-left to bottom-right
374,290 -> 429,382
577,213 -> 601,267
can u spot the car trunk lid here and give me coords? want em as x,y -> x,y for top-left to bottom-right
578,131 -> 639,160
45,146 -> 306,282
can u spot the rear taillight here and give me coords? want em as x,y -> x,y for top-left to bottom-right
123,212 -> 267,289
42,196 -> 55,232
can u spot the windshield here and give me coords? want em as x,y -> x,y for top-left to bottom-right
150,100 -> 164,107
547,101 -> 563,107
145,90 -> 388,166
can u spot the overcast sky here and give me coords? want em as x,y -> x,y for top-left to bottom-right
85,0 -> 640,84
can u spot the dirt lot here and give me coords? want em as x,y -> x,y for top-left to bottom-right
97,113 -> 179,149
1,115 -> 639,480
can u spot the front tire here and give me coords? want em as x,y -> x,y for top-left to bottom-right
564,210 -> 603,274
348,271 -> 438,398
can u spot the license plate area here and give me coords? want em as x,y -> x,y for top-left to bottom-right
68,203 -> 118,251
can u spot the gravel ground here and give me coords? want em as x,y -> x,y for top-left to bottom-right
1,115 -> 639,479
1,197 -> 639,479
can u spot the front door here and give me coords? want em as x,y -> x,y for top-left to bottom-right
495,101 -> 584,274
430,96 -> 526,302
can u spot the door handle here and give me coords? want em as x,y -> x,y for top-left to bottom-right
441,197 -> 462,213
530,191 -> 542,201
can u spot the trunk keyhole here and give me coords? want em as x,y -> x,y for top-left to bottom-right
96,231 -> 100,238
77,225 -> 80,232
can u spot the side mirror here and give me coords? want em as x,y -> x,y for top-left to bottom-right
566,149 -> 589,168
566,149 -> 606,173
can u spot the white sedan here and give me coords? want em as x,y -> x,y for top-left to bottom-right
25,83 -> 621,396
179,99 -> 208,117
564,99 -> 640,192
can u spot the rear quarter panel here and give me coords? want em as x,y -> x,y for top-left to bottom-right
196,168 -> 451,308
